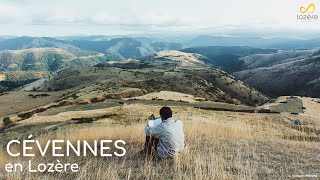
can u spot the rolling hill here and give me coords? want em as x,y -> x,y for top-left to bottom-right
0,47 -> 114,90
187,35 -> 320,50
95,50 -> 210,69
0,36 -> 184,60
0,36 -> 95,56
20,51 -> 269,106
0,37 -> 184,92
0,48 -> 76,71
3,35 -> 319,99
181,46 -> 277,72
234,49 -> 320,97
68,38 -> 184,60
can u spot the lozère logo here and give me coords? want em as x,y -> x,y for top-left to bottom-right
300,3 -> 316,13
297,3 -> 318,20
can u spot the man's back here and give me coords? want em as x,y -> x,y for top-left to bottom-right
145,118 -> 186,159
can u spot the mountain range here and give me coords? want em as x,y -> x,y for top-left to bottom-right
0,36 -> 184,60
233,49 -> 320,97
0,48 -> 111,81
181,46 -> 277,72
20,50 -> 269,106
0,35 -> 320,99
188,35 -> 320,50
0,36 -> 185,82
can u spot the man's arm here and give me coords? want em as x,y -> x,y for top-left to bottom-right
144,124 -> 163,138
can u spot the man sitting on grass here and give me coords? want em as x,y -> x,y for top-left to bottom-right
141,107 -> 186,160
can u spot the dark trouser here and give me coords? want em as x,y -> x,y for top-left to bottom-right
143,136 -> 159,155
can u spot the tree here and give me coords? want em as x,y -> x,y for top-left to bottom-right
21,52 -> 36,71
3,117 -> 13,127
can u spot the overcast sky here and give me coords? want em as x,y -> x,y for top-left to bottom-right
0,0 -> 320,37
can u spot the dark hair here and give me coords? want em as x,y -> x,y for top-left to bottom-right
159,107 -> 172,120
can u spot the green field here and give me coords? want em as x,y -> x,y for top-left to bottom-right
270,97 -> 304,114
37,99 -> 256,117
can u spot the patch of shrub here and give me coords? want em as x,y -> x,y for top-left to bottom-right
105,94 -> 121,99
90,96 -> 106,103
0,92 -> 9,96
29,94 -> 50,98
58,100 -> 74,106
257,109 -> 280,114
3,117 -> 13,127
18,112 -> 34,119
293,120 -> 303,126
71,93 -> 79,99
34,108 -> 48,113
72,117 -> 95,124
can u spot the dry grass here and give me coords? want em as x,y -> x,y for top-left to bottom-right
0,121 -> 256,179
156,50 -> 205,66
0,91 -> 64,119
126,91 -> 206,102
78,98 -> 92,105
0,104 -> 319,179
90,96 -> 106,103
301,97 -> 320,120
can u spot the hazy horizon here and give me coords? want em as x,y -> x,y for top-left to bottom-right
1,0 -> 320,38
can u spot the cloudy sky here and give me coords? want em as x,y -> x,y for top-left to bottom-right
0,0 -> 319,37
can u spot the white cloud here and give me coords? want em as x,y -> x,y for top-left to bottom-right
30,8 -> 194,27
0,0 -> 319,36
0,3 -> 25,23
31,8 -> 88,25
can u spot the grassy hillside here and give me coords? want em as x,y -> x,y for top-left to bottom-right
0,48 -> 75,72
68,38 -> 184,60
1,101 -> 319,179
0,48 -> 116,91
181,46 -> 277,72
234,50 -> 320,97
0,48 -> 114,78
0,36 -> 96,56
0,78 -> 40,93
0,36 -> 319,179
20,51 -> 269,106
0,36 -> 184,61
240,49 -> 317,69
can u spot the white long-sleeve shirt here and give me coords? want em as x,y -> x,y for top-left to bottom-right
145,118 -> 186,159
